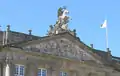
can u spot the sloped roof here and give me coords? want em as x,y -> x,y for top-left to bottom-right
0,30 -> 41,45
10,31 -> 41,40
0,31 -> 109,61
0,31 -> 112,55
0,31 -> 120,62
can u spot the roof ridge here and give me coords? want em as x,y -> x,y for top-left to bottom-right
10,30 -> 41,38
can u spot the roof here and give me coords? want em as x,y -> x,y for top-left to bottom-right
10,30 -> 41,40
0,30 -> 41,45
0,31 -> 114,54
0,30 -> 120,62
112,56 -> 120,62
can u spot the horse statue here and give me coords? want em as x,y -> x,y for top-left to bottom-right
57,7 -> 69,25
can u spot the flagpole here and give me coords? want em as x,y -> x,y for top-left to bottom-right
105,20 -> 109,49
101,19 -> 109,51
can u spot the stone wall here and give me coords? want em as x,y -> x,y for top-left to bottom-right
23,38 -> 99,62
0,42 -> 120,76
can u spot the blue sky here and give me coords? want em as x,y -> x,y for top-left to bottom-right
0,0 -> 120,57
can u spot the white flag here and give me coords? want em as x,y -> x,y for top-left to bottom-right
101,20 -> 107,28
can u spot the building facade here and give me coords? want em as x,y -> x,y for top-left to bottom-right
0,7 -> 120,76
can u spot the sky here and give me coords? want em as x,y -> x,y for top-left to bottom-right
0,0 -> 120,57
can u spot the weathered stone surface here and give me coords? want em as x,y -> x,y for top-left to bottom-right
23,38 -> 97,62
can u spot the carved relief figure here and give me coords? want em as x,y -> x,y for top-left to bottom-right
23,38 -> 96,61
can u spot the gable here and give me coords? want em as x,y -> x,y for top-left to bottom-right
22,37 -> 102,63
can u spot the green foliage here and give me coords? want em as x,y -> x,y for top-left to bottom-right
57,7 -> 63,17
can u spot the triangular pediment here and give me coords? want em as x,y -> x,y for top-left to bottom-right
17,33 -> 103,64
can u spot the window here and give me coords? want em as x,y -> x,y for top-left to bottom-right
14,64 -> 25,76
60,71 -> 67,76
37,68 -> 47,76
